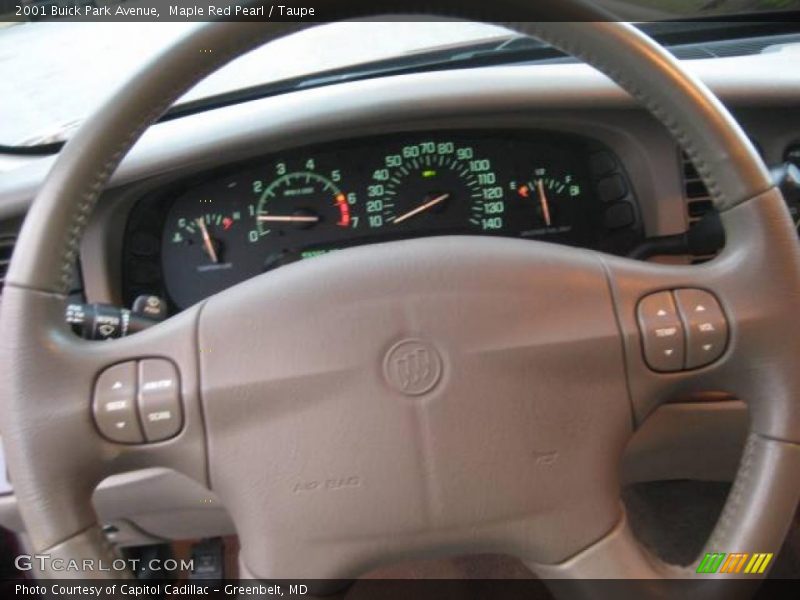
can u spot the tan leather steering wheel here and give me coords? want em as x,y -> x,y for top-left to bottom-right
2,2 -> 799,597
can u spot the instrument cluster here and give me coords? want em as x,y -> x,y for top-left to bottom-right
123,130 -> 642,310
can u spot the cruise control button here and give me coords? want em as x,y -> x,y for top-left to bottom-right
93,362 -> 143,443
674,289 -> 728,369
637,291 -> 685,372
138,359 -> 182,442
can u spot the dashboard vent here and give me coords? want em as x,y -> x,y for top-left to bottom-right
680,152 -> 716,263
0,236 -> 15,293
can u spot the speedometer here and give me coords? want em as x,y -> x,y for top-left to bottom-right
366,140 -> 505,233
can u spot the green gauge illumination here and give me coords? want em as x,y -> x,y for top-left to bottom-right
367,141 -> 505,232
252,170 -> 353,241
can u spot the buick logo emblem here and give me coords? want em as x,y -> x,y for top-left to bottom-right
384,339 -> 443,396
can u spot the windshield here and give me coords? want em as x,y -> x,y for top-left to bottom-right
1,0 -> 798,148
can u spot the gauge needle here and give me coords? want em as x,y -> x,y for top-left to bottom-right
256,215 -> 320,223
393,193 -> 450,225
195,218 -> 219,264
535,179 -> 552,227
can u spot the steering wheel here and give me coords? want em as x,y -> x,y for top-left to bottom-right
2,1 -> 800,597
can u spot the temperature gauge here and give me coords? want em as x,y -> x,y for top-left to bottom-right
168,211 -> 242,268
161,192 -> 263,309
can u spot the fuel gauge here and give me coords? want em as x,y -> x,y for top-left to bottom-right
508,168 -> 583,236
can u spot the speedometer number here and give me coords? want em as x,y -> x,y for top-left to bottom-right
368,140 -> 505,232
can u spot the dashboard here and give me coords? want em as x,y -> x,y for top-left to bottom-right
123,130 -> 641,309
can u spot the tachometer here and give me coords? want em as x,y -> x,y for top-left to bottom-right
366,141 -> 505,233
254,171 -> 353,238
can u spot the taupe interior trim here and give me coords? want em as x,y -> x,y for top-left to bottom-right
1,3 -> 797,593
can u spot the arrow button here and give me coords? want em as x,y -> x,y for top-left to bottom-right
674,288 -> 728,369
93,361 -> 143,444
637,291 -> 685,372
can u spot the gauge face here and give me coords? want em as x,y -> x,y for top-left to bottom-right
161,186 -> 264,308
254,171 -> 352,237
166,209 -> 246,275
366,141 -> 505,233
169,211 -> 242,265
507,167 -> 583,237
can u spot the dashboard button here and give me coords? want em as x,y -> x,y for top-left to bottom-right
597,174 -> 628,203
604,202 -> 634,229
637,292 -> 685,372
674,289 -> 728,369
138,359 -> 182,442
590,151 -> 617,177
93,362 -> 143,444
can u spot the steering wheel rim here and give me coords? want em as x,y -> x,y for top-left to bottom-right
2,2 -> 800,595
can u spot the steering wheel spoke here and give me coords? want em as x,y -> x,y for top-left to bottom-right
0,285 -> 207,554
602,187 -> 800,442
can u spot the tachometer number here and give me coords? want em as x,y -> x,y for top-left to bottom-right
253,170 -> 355,238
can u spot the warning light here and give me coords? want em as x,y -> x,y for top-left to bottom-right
335,194 -> 351,227
518,185 -> 530,198
222,217 -> 234,231
422,170 -> 437,179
